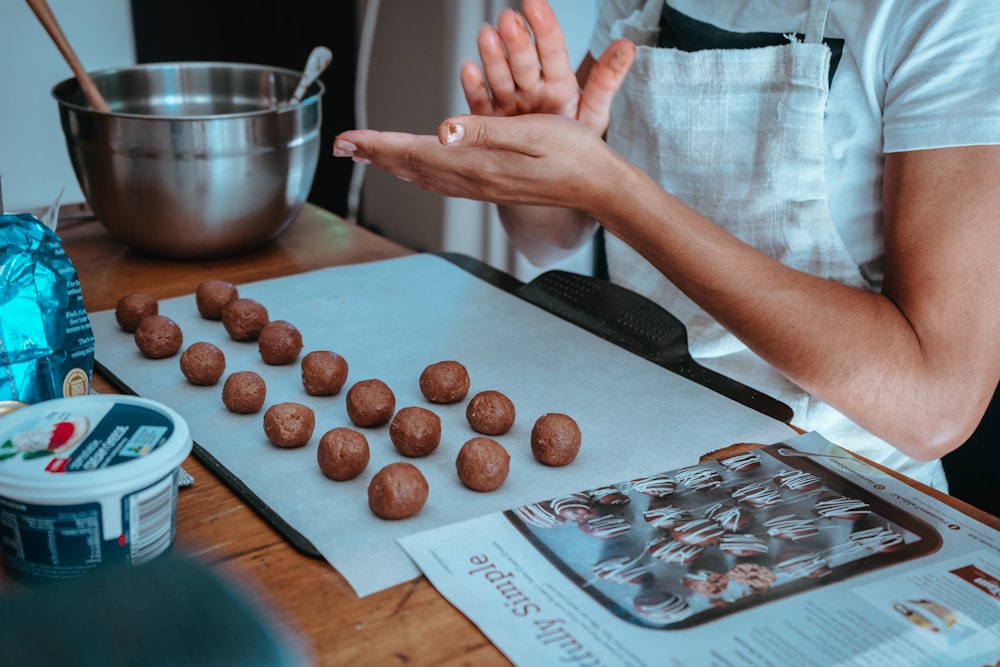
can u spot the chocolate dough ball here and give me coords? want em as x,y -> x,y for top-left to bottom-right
345,379 -> 396,427
196,279 -> 239,320
258,320 -> 303,365
456,437 -> 510,492
301,350 -> 349,396
419,360 -> 470,404
531,413 -> 582,466
115,292 -> 158,332
466,390 -> 515,435
368,462 -> 429,519
179,341 -> 226,386
134,315 -> 183,359
317,427 -> 370,481
263,401 -> 315,448
221,371 -> 267,414
222,298 -> 269,341
389,406 -> 442,457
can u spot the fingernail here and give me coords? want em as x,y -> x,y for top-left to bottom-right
351,155 -> 372,165
333,139 -> 357,157
446,123 -> 465,144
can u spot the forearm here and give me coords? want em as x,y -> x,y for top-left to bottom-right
588,154 -> 995,460
497,204 -> 597,267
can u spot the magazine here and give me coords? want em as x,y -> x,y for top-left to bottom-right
401,433 -> 1000,667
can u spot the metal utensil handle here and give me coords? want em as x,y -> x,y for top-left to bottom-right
290,45 -> 332,105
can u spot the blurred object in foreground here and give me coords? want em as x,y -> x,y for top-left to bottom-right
0,553 -> 311,666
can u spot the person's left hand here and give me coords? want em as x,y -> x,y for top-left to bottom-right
462,1 -> 581,119
460,0 -> 635,135
334,113 -> 620,214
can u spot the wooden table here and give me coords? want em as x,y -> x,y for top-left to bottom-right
3,204 -> 513,666
4,203 -> 998,665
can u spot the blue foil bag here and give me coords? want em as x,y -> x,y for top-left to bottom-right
0,213 -> 94,404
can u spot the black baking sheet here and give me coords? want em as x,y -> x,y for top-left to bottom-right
96,253 -> 793,560
90,253 -> 799,594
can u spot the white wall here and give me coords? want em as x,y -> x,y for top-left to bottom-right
357,0 -> 599,280
0,0 -> 135,213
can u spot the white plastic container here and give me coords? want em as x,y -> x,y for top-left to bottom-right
0,395 -> 192,580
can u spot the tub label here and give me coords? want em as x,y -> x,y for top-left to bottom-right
0,469 -> 179,579
0,497 -> 105,578
0,401 -> 174,475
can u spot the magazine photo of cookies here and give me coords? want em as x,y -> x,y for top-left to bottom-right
506,444 -> 942,629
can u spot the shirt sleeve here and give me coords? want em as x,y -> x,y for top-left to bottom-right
881,0 -> 1000,152
589,0 -> 645,59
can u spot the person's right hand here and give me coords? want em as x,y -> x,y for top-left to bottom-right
335,113 -> 621,213
460,0 -> 635,135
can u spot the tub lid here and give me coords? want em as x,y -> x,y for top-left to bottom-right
0,395 -> 191,497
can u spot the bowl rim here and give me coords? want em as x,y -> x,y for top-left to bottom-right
50,61 -> 325,119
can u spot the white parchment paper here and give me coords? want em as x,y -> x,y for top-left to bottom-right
88,254 -> 794,596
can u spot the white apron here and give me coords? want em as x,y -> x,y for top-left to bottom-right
604,0 -> 946,489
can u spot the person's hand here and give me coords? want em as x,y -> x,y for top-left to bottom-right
461,0 -> 635,135
461,1 -> 578,118
334,113 -> 620,213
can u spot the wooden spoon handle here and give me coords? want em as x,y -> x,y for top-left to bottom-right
25,0 -> 111,112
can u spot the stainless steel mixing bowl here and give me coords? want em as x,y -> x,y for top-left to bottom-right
52,62 -> 323,259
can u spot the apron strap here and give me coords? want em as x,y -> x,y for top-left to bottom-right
804,0 -> 832,44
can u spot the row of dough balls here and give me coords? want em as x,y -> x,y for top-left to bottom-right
117,279 -> 303,364
115,280 -> 582,520
260,373 -> 583,519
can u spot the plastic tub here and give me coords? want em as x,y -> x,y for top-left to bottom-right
0,395 -> 192,580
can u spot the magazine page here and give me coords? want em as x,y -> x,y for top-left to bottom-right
400,433 -> 1000,667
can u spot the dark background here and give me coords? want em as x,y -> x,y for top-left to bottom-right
943,388 -> 1000,516
129,1 -> 357,218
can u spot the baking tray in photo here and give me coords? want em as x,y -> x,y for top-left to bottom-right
505,443 -> 943,630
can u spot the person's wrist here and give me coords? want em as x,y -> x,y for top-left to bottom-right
578,143 -> 627,222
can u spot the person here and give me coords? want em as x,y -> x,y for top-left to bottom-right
334,0 -> 1000,492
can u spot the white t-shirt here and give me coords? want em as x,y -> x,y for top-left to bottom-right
592,0 -> 1000,284
589,0 -> 1000,489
